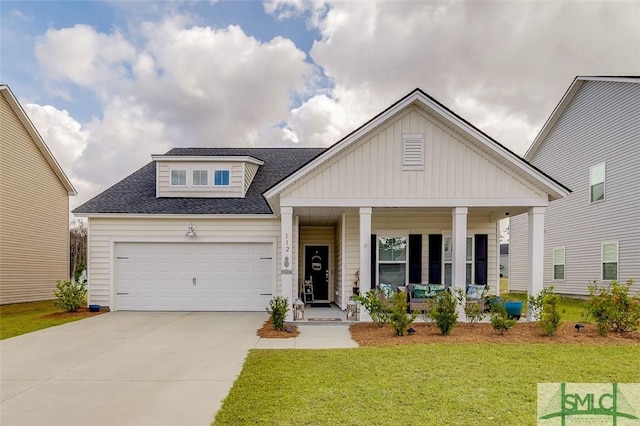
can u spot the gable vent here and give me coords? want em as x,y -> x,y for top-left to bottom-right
403,133 -> 425,168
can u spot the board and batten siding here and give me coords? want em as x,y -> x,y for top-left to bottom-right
0,94 -> 70,304
510,80 -> 640,295
281,106 -> 546,202
156,161 -> 244,198
87,217 -> 281,307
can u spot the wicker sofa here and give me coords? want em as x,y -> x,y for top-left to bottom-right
407,283 -> 447,312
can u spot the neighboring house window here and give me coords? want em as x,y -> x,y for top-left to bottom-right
378,237 -> 407,287
443,236 -> 473,285
214,170 -> 230,186
590,162 -> 605,203
402,133 -> 424,168
601,242 -> 618,280
192,170 -> 208,186
553,247 -> 565,280
171,169 -> 187,186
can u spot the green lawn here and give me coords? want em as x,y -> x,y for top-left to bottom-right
499,292 -> 587,322
0,300 -> 87,340
214,344 -> 639,425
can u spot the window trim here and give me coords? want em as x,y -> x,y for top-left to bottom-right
552,247 -> 565,281
377,235 -> 409,287
213,169 -> 231,187
601,241 -> 618,281
442,235 -> 474,286
192,169 -> 209,187
589,162 -> 606,203
170,169 -> 187,187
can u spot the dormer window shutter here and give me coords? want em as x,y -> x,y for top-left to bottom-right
403,133 -> 424,168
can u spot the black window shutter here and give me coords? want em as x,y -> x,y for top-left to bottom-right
428,234 -> 442,284
409,234 -> 422,283
370,234 -> 377,291
475,234 -> 488,285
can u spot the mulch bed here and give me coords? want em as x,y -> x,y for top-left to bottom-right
256,320 -> 300,338
39,307 -> 107,320
350,321 -> 640,346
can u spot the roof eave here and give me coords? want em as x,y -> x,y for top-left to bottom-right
0,85 -> 77,196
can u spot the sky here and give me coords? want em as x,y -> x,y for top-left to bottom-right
1,0 -> 639,213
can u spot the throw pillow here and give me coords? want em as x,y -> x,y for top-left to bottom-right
413,284 -> 429,298
379,283 -> 393,298
466,284 -> 486,300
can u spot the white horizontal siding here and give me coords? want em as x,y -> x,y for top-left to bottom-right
281,106 -> 545,202
511,80 -> 640,295
509,214 -> 528,292
87,217 -> 281,307
244,163 -> 260,194
157,161 -> 244,198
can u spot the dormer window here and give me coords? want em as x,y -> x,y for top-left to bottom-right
214,170 -> 230,186
171,170 -> 187,186
192,170 -> 208,186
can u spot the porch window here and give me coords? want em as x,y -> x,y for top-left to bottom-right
378,237 -> 407,287
601,241 -> 618,280
443,236 -> 473,286
553,247 -> 565,280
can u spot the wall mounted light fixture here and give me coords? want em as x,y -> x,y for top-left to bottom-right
185,224 -> 197,237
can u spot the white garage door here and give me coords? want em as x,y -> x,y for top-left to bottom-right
114,242 -> 274,311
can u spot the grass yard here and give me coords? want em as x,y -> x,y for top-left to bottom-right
214,345 -> 640,425
0,300 -> 94,340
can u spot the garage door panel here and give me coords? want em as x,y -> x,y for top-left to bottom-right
114,242 -> 274,311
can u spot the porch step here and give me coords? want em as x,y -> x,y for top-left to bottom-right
288,320 -> 355,326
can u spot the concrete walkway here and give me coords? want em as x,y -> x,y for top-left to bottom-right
0,311 -> 358,426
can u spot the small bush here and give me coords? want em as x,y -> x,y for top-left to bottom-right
490,304 -> 516,335
353,290 -> 389,328
388,292 -> 418,336
266,296 -> 289,331
536,287 -> 564,336
54,279 -> 87,312
429,290 -> 458,335
585,279 -> 640,336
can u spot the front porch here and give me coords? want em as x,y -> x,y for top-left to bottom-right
280,206 -> 545,322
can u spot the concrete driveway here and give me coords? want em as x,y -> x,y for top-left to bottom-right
0,312 -> 266,426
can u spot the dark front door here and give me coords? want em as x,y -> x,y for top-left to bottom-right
305,246 -> 329,300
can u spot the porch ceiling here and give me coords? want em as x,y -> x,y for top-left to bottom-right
293,206 -> 530,225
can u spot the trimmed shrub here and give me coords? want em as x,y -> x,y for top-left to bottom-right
490,303 -> 516,335
585,279 -> 640,336
388,292 -> 418,336
266,296 -> 289,331
353,289 -> 389,328
429,290 -> 458,335
54,279 -> 87,312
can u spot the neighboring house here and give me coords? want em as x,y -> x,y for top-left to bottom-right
510,76 -> 640,296
73,88 -> 569,320
500,243 -> 509,278
0,85 -> 77,304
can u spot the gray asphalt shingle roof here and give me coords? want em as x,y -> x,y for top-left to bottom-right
72,148 -> 326,215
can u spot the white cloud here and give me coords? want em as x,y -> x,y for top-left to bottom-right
35,24 -> 136,92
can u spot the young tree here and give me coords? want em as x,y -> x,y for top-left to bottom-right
69,219 -> 87,278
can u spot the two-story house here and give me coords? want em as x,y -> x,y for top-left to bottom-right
0,85 -> 77,304
74,88 -> 569,319
510,76 -> 640,295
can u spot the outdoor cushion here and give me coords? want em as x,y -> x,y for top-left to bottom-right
413,284 -> 429,298
379,283 -> 394,298
466,284 -> 486,300
427,284 -> 446,297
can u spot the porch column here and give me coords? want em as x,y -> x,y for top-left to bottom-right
281,206 -> 294,321
359,207 -> 372,321
527,207 -> 545,322
452,207 -> 468,320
